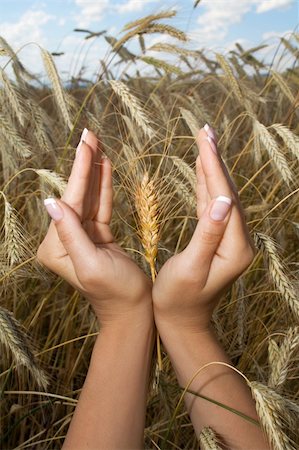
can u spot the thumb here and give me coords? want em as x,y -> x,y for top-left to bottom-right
43,197 -> 97,268
187,195 -> 232,277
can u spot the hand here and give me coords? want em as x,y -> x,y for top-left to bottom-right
153,125 -> 255,332
37,129 -> 152,327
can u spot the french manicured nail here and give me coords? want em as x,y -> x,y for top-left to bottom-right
204,136 -> 218,154
204,123 -> 217,143
44,198 -> 64,221
210,196 -> 232,221
81,128 -> 88,142
76,128 -> 89,155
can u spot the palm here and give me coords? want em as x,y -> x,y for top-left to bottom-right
41,132 -> 150,299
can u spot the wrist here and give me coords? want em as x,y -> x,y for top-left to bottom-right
91,297 -> 154,331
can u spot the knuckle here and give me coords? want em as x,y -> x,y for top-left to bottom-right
200,228 -> 222,245
58,229 -> 74,247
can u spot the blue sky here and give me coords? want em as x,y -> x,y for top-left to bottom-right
0,0 -> 298,80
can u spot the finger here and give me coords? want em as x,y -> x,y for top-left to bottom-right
196,128 -> 232,199
196,155 -> 210,218
84,130 -> 101,220
95,156 -> 113,225
43,197 -> 97,275
196,126 -> 251,253
62,132 -> 93,219
186,195 -> 232,282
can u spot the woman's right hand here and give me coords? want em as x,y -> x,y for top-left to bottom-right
153,125 -> 256,333
37,129 -> 152,328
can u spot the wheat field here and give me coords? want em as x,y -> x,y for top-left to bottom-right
0,11 -> 299,450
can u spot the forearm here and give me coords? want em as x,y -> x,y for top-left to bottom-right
63,310 -> 154,450
158,323 -> 270,450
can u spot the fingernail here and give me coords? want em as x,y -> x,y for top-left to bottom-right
76,128 -> 89,155
81,128 -> 88,142
44,198 -> 64,221
204,123 -> 217,143
210,196 -> 232,221
204,136 -> 218,155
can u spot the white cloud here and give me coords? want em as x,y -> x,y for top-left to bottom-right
194,0 -> 254,46
0,10 -> 53,48
74,0 -> 109,27
116,0 -> 160,13
193,0 -> 295,49
256,0 -> 294,13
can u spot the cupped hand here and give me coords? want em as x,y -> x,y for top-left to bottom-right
37,129 -> 152,326
153,125 -> 255,332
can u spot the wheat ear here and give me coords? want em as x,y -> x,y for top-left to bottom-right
250,381 -> 297,450
253,120 -> 293,186
254,232 -> 299,320
110,80 -> 154,138
0,306 -> 48,389
268,327 -> 299,389
41,49 -> 73,130
199,426 -> 222,450
135,172 -> 161,370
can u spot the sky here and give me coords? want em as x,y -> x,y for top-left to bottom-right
0,0 -> 298,81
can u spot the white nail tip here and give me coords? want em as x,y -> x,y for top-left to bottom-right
215,195 -> 232,206
81,128 -> 89,142
44,197 -> 56,206
204,123 -> 210,133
